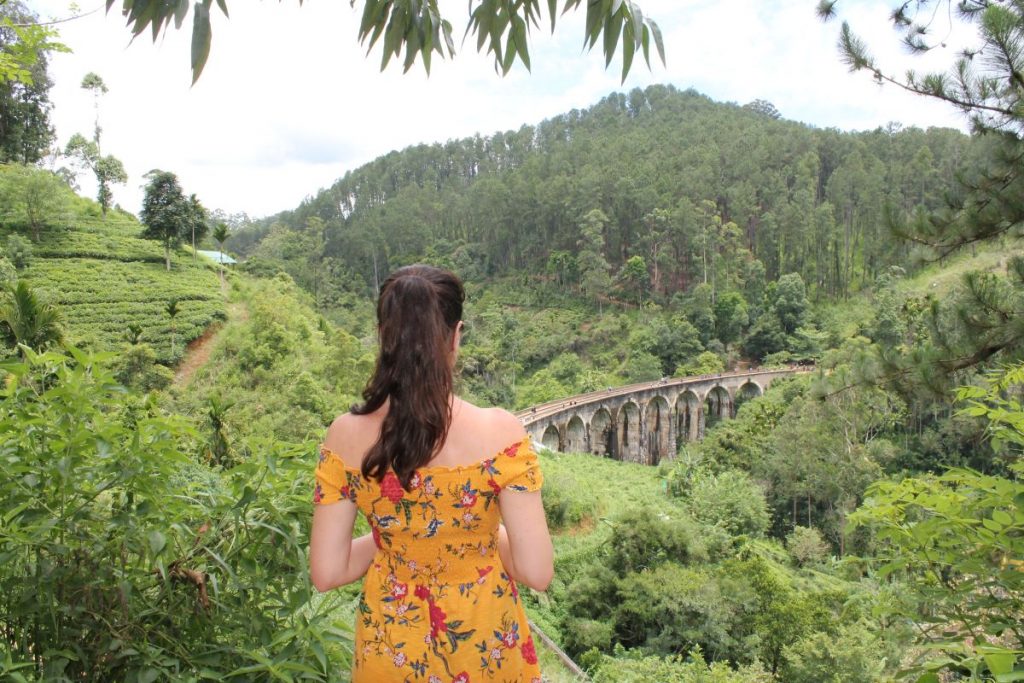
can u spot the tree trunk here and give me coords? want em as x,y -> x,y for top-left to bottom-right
165,242 -> 171,271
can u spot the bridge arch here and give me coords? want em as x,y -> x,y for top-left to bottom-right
565,415 -> 587,453
645,395 -> 671,465
541,424 -> 561,451
703,385 -> 732,429
590,408 -> 613,457
676,389 -> 701,443
734,381 -> 762,415
616,401 -> 641,462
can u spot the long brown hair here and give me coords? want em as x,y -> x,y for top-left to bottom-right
353,264 -> 465,489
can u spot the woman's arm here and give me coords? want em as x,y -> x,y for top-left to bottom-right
309,502 -> 375,592
498,489 -> 553,591
496,523 -> 518,579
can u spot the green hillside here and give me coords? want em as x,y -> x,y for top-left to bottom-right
0,172 -> 226,363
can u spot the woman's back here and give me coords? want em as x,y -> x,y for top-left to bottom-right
315,399 -> 546,682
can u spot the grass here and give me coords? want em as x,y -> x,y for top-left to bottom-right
895,241 -> 1019,298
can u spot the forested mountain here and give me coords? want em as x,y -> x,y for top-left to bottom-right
238,85 -> 975,304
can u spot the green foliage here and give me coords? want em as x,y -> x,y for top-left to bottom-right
540,473 -> 598,532
606,508 -> 707,575
113,0 -> 664,83
64,134 -> 127,219
680,468 -> 771,539
0,257 -> 15,286
675,350 -> 724,377
112,341 -> 174,392
780,621 -> 888,683
20,255 -> 224,364
5,233 -> 32,269
0,2 -> 67,87
786,525 -> 830,567
0,165 -> 69,241
591,647 -> 772,683
141,170 -> 206,270
850,367 -> 1024,679
0,3 -> 66,165
0,279 -> 62,355
773,273 -> 809,334
0,347 -> 352,681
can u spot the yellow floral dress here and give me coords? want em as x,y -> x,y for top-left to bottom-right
314,436 -> 544,683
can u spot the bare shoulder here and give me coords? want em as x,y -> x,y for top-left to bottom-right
323,412 -> 380,466
484,406 -> 528,446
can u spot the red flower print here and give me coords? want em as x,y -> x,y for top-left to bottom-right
339,484 -> 350,500
414,584 -> 430,601
381,472 -> 404,504
452,673 -> 470,683
476,566 -> 493,584
460,491 -> 478,508
510,581 -> 519,600
503,442 -> 520,458
481,458 -> 493,470
488,478 -> 501,495
312,483 -> 323,504
429,600 -> 448,638
501,631 -> 518,648
521,636 -> 537,665
371,525 -> 381,548
391,581 -> 408,599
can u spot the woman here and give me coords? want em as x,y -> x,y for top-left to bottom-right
310,264 -> 553,683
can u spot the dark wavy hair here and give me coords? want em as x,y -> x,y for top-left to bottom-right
353,264 -> 465,489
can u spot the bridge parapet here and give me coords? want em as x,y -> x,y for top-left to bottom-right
515,367 -> 811,465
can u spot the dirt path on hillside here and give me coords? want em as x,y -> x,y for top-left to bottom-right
173,282 -> 248,389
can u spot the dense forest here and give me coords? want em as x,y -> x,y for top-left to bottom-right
237,85 -> 976,303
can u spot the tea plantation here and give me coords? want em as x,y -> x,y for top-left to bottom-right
2,202 -> 225,363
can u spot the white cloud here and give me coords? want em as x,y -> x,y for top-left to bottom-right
29,0 -> 976,217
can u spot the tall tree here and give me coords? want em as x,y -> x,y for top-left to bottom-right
577,209 -> 613,312
212,221 -> 229,282
822,1 -> 1024,390
0,1 -> 60,164
187,193 -> 209,263
140,170 -> 190,270
63,73 -> 127,217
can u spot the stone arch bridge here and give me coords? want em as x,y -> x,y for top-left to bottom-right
515,368 -> 810,466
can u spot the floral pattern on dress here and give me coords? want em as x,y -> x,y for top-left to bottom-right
314,436 -> 544,682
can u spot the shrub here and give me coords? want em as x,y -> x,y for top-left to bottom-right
6,234 -> 32,269
780,622 -> 887,683
786,525 -> 830,567
605,508 -> 706,574
0,348 -> 352,681
592,647 -> 772,683
682,468 -> 770,538
542,469 -> 597,529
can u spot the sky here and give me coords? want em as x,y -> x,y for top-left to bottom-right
27,0 -> 975,218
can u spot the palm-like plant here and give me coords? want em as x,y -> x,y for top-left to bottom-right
206,394 -> 236,467
212,222 -> 229,282
124,322 -> 143,345
0,280 -> 63,357
166,298 -> 180,356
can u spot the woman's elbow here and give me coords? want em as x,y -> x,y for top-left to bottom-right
310,568 -> 335,593
310,564 -> 350,593
517,563 -> 554,592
